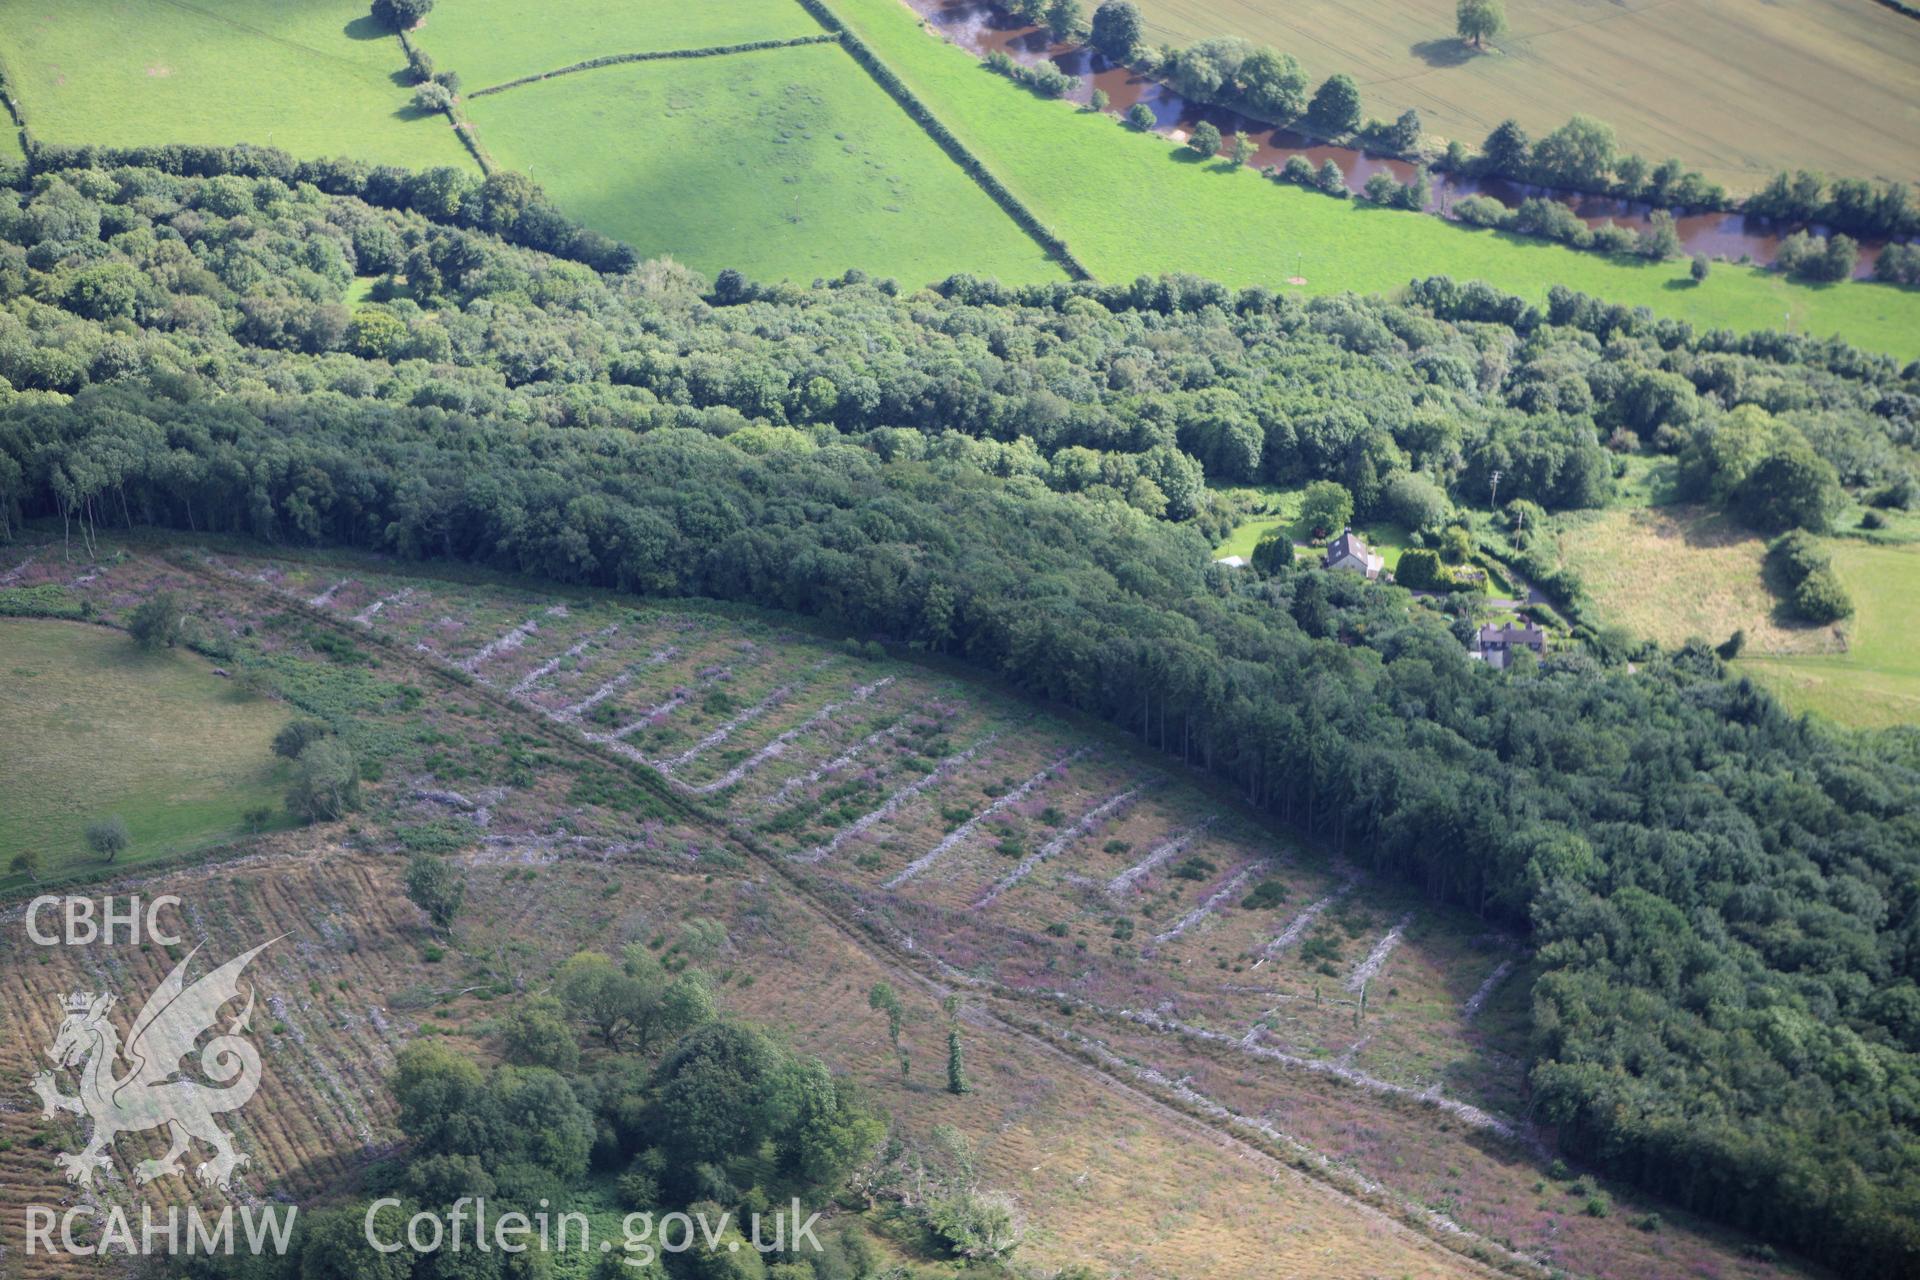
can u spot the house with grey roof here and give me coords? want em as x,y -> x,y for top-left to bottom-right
1323,528 -> 1384,580
1471,621 -> 1547,670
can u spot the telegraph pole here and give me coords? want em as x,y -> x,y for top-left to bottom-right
1488,468 -> 1503,512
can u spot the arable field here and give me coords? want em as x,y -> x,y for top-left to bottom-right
0,0 -> 469,169
0,618 -> 291,879
414,0 -> 828,91
464,42 -> 1061,283
822,0 -> 1920,357
1126,0 -> 1920,193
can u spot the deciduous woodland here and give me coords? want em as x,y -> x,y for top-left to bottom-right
1,165 -> 1918,1272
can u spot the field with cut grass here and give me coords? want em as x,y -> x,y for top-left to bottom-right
464,41 -> 1061,283
1742,538 -> 1920,728
0,0 -> 468,169
0,618 -> 291,879
1555,502 -> 1920,726
415,0 -> 827,91
1126,0 -> 1920,193
821,0 -> 1920,357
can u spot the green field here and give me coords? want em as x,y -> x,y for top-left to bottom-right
0,620 -> 291,882
415,0 -> 827,91
1126,0 -> 1920,194
823,0 -> 1920,358
465,42 -> 1060,283
1741,539 -> 1920,728
0,0 -> 468,169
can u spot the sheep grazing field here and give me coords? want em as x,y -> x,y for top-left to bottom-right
0,534 -> 1817,1280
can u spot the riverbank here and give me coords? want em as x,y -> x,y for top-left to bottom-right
821,0 -> 1920,356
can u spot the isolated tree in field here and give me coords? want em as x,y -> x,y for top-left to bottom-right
1229,130 -> 1258,166
1691,254 -> 1711,282
1457,0 -> 1506,48
272,717 -> 331,760
1090,1 -> 1143,60
868,982 -> 905,1047
9,850 -> 42,882
1044,0 -> 1083,39
370,0 -> 433,31
946,1027 -> 970,1095
1306,73 -> 1362,134
86,816 -> 130,863
1189,120 -> 1222,158
405,851 -> 466,935
287,737 -> 360,822
127,590 -> 185,650
1299,479 -> 1355,538
1125,102 -> 1155,131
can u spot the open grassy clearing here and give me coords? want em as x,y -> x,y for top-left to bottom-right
0,618 -> 291,878
1553,502 -> 1920,726
1127,0 -> 1920,192
463,41 -> 1060,284
1741,538 -> 1920,728
414,0 -> 827,91
1554,504 -> 1843,655
823,0 -> 1920,357
0,0 -> 469,169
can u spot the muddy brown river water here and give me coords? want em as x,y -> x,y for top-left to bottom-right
903,0 -> 1891,279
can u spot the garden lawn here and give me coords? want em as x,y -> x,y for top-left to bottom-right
1212,484 -> 1410,571
0,0 -> 470,170
0,620 -> 292,883
463,42 -> 1060,285
1123,0 -> 1920,194
413,0 -> 827,93
1740,540 -> 1920,729
822,0 -> 1920,358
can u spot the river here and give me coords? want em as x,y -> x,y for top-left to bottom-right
902,0 -> 1889,279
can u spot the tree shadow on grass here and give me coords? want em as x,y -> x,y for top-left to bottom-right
1409,38 -> 1479,68
344,15 -> 388,41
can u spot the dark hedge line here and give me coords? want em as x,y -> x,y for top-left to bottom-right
468,34 -> 845,97
794,0 -> 1093,281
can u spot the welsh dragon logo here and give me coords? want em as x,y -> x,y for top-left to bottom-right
31,939 -> 279,1190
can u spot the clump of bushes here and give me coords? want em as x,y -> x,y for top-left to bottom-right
1270,154 -> 1348,198
1766,530 -> 1854,624
983,50 -> 1080,98
1773,230 -> 1859,282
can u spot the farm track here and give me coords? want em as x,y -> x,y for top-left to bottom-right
146,548 -> 1548,1279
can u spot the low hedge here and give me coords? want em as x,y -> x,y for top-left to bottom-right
794,0 -> 1092,281
467,34 -> 844,97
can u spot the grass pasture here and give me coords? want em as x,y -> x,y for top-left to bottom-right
0,0 -> 469,169
0,619 -> 291,878
1742,539 -> 1920,728
414,0 -> 828,92
464,41 -> 1061,284
1555,503 -> 1920,727
1126,0 -> 1920,193
822,0 -> 1920,358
